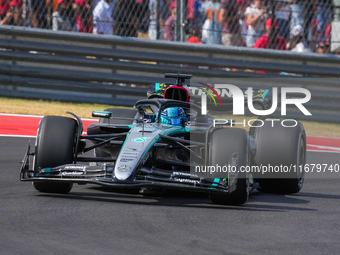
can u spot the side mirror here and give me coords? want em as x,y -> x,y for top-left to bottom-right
92,111 -> 112,118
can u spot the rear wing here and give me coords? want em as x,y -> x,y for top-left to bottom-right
164,73 -> 192,86
147,83 -> 271,112
147,73 -> 271,112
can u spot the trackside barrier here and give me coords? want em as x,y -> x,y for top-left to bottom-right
0,26 -> 339,123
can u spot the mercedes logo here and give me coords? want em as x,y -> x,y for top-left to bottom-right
118,165 -> 131,172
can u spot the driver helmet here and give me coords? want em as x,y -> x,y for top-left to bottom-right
160,107 -> 185,125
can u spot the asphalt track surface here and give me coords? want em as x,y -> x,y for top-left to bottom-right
1,136 -> 340,255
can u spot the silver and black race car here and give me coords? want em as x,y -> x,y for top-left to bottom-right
20,73 -> 306,205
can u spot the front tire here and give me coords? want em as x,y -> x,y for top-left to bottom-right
33,116 -> 77,194
209,128 -> 249,206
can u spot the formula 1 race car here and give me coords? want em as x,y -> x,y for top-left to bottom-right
20,73 -> 306,206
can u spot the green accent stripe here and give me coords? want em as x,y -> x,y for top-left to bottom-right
260,90 -> 269,101
119,132 -> 130,154
199,88 -> 217,106
93,111 -> 111,114
155,83 -> 160,91
141,126 -> 186,158
45,168 -> 51,176
212,178 -> 220,186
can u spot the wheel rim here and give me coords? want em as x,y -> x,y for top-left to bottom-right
296,133 -> 306,189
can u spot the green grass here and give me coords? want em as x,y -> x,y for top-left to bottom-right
0,97 -> 122,118
1,97 -> 339,138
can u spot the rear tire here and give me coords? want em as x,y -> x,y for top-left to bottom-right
33,116 -> 77,194
253,121 -> 306,194
209,128 -> 249,206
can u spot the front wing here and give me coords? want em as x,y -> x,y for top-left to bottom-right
20,142 -> 232,195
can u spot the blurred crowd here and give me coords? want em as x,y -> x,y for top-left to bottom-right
0,0 -> 337,53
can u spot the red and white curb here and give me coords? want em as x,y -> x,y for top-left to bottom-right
1,113 -> 339,153
306,136 -> 340,153
0,113 -> 96,137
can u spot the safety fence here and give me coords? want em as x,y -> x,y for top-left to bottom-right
1,0 -> 340,53
0,25 -> 339,123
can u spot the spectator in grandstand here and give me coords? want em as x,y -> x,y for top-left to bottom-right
288,0 -> 316,44
93,0 -> 113,34
287,24 -> 310,52
11,0 -> 23,26
275,0 -> 290,39
148,0 -> 169,40
52,0 -> 76,31
159,0 -> 171,40
237,0 -> 248,45
74,0 -> 93,33
201,0 -> 217,15
316,40 -> 330,54
92,0 -> 100,10
254,18 -> 287,50
201,0 -> 221,44
201,18 -> 209,43
162,0 -> 171,21
245,0 -> 267,47
0,0 -> 14,25
187,0 -> 195,32
187,28 -> 203,43
136,0 -> 149,38
219,0 -> 244,46
164,1 -> 176,41
188,0 -> 206,35
93,0 -> 114,35
289,0 -> 304,32
113,0 -> 138,37
28,0 -> 47,28
148,0 -> 157,39
315,0 -> 332,43
305,0 -> 316,42
193,0 -> 206,30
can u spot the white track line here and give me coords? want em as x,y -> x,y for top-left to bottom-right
307,144 -> 340,151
